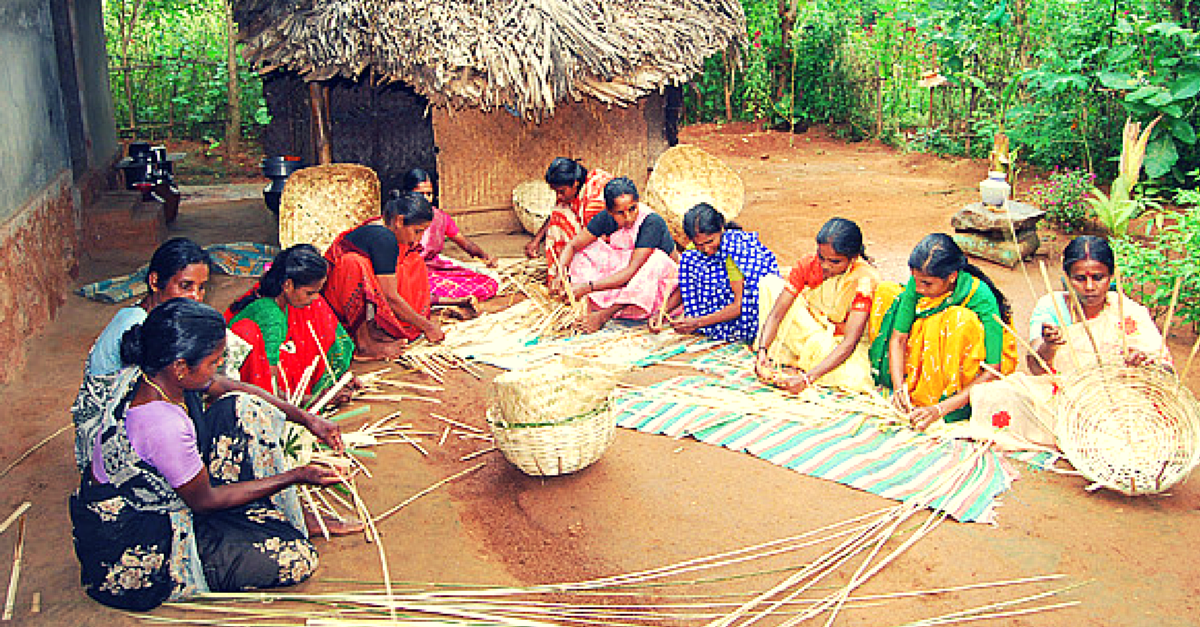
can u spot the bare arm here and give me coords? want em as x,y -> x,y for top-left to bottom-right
377,273 -> 443,342
449,233 -> 496,266
525,217 -> 552,258
174,464 -> 342,514
909,370 -> 999,431
806,308 -> 870,381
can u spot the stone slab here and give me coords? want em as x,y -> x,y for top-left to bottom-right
953,228 -> 1040,269
951,200 -> 1044,234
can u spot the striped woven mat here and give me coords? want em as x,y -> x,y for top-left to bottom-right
613,373 -> 1054,524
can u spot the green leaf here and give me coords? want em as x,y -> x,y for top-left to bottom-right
1171,73 -> 1200,100
1098,71 -> 1138,90
1170,118 -> 1197,144
1126,85 -> 1163,102
1143,135 -> 1179,179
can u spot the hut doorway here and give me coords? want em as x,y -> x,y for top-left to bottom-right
260,72 -> 438,196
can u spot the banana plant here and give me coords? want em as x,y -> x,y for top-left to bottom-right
1088,117 -> 1160,236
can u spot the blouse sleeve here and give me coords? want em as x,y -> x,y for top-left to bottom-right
238,299 -> 288,366
125,402 -> 204,489
1027,293 -> 1065,343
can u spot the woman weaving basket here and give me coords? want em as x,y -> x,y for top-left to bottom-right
322,191 -> 444,359
70,299 -> 348,610
966,236 -> 1173,450
753,218 -> 881,394
869,233 -> 1018,429
557,177 -> 681,333
403,169 -> 500,305
653,203 -> 779,342
524,158 -> 614,283
226,244 -> 356,402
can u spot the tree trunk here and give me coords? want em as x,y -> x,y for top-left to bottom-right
777,0 -> 799,98
309,82 -> 333,164
117,0 -> 145,135
225,0 -> 242,158
722,51 -> 733,123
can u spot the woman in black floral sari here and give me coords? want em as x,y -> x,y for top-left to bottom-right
70,298 -> 346,610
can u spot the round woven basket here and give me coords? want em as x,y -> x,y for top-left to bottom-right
279,163 -> 381,253
643,145 -> 744,248
490,355 -> 624,426
487,403 -> 617,476
1054,362 -> 1200,495
512,179 -> 556,235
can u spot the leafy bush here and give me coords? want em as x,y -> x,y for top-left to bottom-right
1028,168 -> 1096,231
1114,189 -> 1200,332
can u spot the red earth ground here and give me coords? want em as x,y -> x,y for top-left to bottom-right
0,124 -> 1197,626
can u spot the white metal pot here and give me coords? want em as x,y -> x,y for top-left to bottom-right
979,171 -> 1011,207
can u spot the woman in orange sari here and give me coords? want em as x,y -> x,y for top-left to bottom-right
323,191 -> 443,360
524,157 -> 613,283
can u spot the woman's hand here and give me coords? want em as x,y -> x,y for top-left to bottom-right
669,316 -> 702,335
908,403 -> 944,431
754,350 -> 774,382
524,240 -> 540,259
570,282 -> 592,301
293,464 -> 346,487
891,386 -> 913,414
1041,323 -> 1066,346
1125,349 -> 1155,367
482,253 -> 499,268
648,311 -> 666,334
424,321 -> 446,343
778,371 -> 812,395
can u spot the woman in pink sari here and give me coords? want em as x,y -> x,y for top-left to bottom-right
402,169 -> 499,305
558,177 -> 680,333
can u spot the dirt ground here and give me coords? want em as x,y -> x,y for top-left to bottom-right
1,124 -> 1198,626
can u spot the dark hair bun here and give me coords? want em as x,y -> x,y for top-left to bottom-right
118,323 -> 145,367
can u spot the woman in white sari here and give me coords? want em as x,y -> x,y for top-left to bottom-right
967,236 -> 1172,450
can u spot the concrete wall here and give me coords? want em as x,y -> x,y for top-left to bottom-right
0,0 -> 117,382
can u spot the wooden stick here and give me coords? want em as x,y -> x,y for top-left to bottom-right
991,315 -> 1056,378
301,487 -> 330,541
1159,276 -> 1184,362
397,432 -> 429,457
438,426 -> 451,447
309,371 -> 354,415
1113,270 -> 1129,361
0,504 -> 31,537
1181,332 -> 1200,381
429,412 -> 486,434
0,424 -> 72,481
28,592 -> 38,615
374,463 -> 487,524
357,393 -> 443,404
459,447 -> 498,461
1038,260 -> 1080,370
2,515 -> 25,621
306,320 -> 337,377
376,379 -> 443,393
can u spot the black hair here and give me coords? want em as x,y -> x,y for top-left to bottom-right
815,217 -> 869,261
1061,235 -> 1115,275
400,168 -> 432,194
544,157 -> 588,188
147,237 -> 210,290
682,203 -> 743,240
119,298 -> 226,377
383,190 -> 434,226
603,176 -> 640,211
230,244 -> 328,314
908,233 -> 1012,324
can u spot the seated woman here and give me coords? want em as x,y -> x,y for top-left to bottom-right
967,235 -> 1172,450
70,299 -> 346,610
559,177 -> 680,333
226,244 -> 355,401
402,169 -> 500,304
87,237 -> 211,377
753,218 -> 881,394
323,191 -> 444,360
869,233 -> 1018,429
524,157 -> 614,285
653,203 -> 779,342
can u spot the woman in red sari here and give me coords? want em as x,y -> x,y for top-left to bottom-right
323,191 -> 443,360
226,244 -> 355,401
524,158 -> 613,283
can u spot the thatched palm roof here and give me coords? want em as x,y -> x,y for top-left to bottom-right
234,0 -> 745,118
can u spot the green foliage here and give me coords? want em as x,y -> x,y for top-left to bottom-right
1114,187 -> 1200,331
1028,168 -> 1096,231
1087,175 -> 1141,236
104,0 -> 269,140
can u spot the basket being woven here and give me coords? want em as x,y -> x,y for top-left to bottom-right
487,403 -> 616,476
512,179 -> 556,235
279,163 -> 380,253
1054,362 -> 1200,495
491,356 -> 624,425
643,144 -> 744,249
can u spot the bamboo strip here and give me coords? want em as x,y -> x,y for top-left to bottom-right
991,314 -> 1056,378
28,592 -> 37,615
376,379 -> 444,393
357,393 -> 443,404
307,320 -> 337,377
1060,277 -> 1105,367
0,504 -> 31,537
310,371 -> 355,414
397,432 -> 429,457
1038,261 -> 1080,370
374,463 -> 487,524
302,487 -> 330,541
429,412 -> 486,434
460,447 -> 497,461
1181,333 -> 1200,381
438,426 -> 451,447
1159,276 -> 1184,361
0,424 -> 72,481
2,514 -> 25,620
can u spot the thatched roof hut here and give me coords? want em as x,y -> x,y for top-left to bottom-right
234,0 -> 745,232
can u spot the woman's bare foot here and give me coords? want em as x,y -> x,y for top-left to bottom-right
577,305 -> 622,333
352,320 -> 407,361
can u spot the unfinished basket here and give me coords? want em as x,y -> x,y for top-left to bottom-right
643,144 -> 744,248
487,402 -> 616,476
490,355 -> 625,425
279,163 -> 381,253
513,179 -> 556,235
1054,362 -> 1200,496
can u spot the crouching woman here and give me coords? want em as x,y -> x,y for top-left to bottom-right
70,299 -> 344,610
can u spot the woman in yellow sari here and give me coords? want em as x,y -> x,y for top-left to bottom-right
966,236 -> 1172,450
869,233 -> 1018,429
754,218 -> 881,393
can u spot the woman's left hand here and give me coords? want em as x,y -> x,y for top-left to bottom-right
669,316 -> 702,334
1125,349 -> 1155,368
306,413 -> 344,452
908,404 -> 943,431
482,253 -> 499,268
570,282 -> 591,301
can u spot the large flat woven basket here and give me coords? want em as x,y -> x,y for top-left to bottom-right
512,179 -> 556,235
487,403 -> 616,476
643,144 -> 744,249
1054,362 -> 1200,495
279,163 -> 380,253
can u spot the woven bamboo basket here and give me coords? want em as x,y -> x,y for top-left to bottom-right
1054,362 -> 1200,495
512,179 -> 556,235
487,355 -> 625,476
643,144 -> 744,248
279,163 -> 381,253
487,403 -> 616,476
